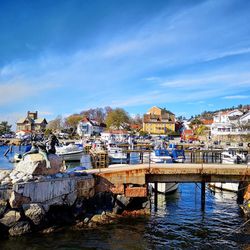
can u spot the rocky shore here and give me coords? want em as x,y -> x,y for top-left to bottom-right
0,153 -> 150,237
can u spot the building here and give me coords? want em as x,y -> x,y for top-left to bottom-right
211,109 -> 249,136
101,130 -> 129,143
16,111 -> 47,133
143,106 -> 175,135
77,117 -> 106,137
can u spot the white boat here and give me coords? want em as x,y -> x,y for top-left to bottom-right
56,143 -> 84,161
208,182 -> 239,193
150,149 -> 173,163
150,182 -> 179,194
221,148 -> 246,164
107,145 -> 127,164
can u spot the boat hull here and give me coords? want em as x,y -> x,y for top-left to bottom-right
150,183 -> 179,194
57,151 -> 84,161
208,182 -> 239,193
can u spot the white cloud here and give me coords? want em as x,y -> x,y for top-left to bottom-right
0,81 -> 59,106
222,95 -> 249,100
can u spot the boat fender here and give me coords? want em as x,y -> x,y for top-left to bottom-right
248,143 -> 250,148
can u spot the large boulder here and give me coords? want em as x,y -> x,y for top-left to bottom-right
0,210 -> 21,227
15,153 -> 63,176
9,220 -> 32,236
23,203 -> 46,226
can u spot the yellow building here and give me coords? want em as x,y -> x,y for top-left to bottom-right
143,106 -> 175,134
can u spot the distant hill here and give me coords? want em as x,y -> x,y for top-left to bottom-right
197,104 -> 250,119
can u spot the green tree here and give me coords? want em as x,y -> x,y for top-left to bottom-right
65,115 -> 83,134
105,108 -> 130,129
0,121 -> 12,135
189,118 -> 203,129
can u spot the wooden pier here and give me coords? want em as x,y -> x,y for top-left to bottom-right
84,163 -> 250,210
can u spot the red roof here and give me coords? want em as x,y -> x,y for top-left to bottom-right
201,119 -> 213,125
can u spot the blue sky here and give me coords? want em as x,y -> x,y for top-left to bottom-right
0,0 -> 250,125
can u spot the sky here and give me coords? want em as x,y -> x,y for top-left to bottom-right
0,0 -> 250,126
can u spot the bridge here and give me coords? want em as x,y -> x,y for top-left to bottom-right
85,163 -> 250,210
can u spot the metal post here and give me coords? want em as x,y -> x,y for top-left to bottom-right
201,181 -> 206,211
154,182 -> 158,212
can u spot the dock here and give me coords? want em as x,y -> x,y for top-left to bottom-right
84,163 -> 250,210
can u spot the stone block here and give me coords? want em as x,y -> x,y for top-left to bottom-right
110,185 -> 124,194
15,153 -> 63,176
125,187 -> 147,197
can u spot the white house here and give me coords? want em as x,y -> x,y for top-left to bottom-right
101,130 -> 129,143
77,117 -> 106,137
211,110 -> 249,136
239,111 -> 250,125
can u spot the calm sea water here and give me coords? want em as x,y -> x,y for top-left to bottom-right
0,146 -> 250,249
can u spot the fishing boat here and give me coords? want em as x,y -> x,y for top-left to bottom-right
56,143 -> 84,161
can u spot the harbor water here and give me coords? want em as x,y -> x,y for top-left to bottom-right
0,146 -> 250,249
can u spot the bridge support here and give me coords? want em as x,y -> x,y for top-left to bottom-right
201,181 -> 206,211
154,182 -> 158,212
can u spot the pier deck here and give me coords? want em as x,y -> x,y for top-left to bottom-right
85,163 -> 250,185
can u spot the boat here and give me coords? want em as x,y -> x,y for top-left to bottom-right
149,182 -> 179,194
55,143 -> 84,161
221,148 -> 246,164
171,149 -> 185,163
209,148 -> 246,192
167,144 -> 185,163
150,149 -> 173,163
107,144 -> 127,164
208,182 -> 239,192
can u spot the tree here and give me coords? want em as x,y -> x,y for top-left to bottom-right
47,115 -> 64,132
189,118 -> 203,129
0,121 -> 12,135
131,114 -> 143,125
65,115 -> 83,134
194,125 -> 208,136
105,108 -> 130,129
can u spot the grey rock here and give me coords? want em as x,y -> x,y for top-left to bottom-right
9,220 -> 32,236
15,153 -> 63,176
116,195 -> 130,208
0,210 -> 21,227
23,203 -> 45,226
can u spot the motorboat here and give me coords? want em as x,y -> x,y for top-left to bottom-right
150,149 -> 173,163
56,143 -> 84,161
167,144 -> 185,163
171,149 -> 185,163
208,182 -> 239,192
107,144 -> 127,164
149,182 -> 179,194
221,148 -> 246,164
